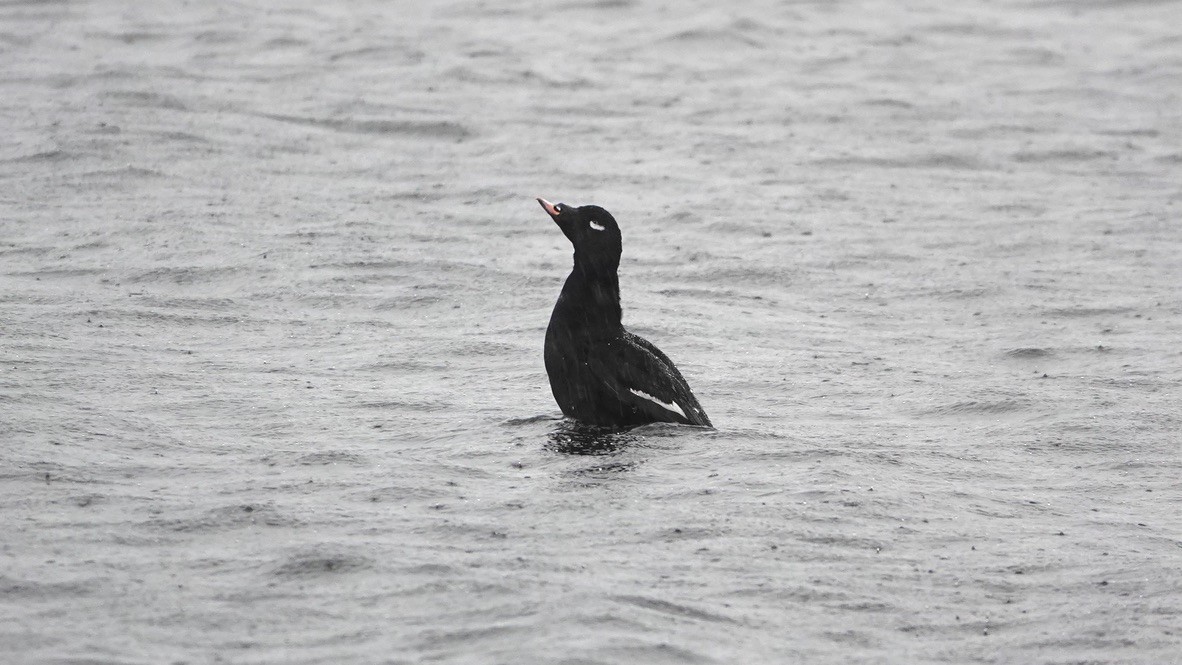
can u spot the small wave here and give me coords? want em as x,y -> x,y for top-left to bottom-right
559,0 -> 636,9
1005,347 -> 1054,359
93,307 -> 243,326
921,400 -> 1032,417
79,165 -> 165,179
655,286 -> 771,304
1011,149 -> 1117,163
307,259 -> 412,271
101,90 -> 188,111
502,414 -> 563,426
154,130 -> 208,143
125,265 -> 240,285
296,451 -> 368,466
4,149 -> 72,164
134,295 -> 238,311
352,398 -> 451,412
0,575 -> 99,599
88,31 -> 169,45
613,594 -> 738,625
798,532 -> 887,551
1095,127 -> 1159,138
148,503 -> 300,533
1042,305 -> 1134,318
924,286 -> 995,300
862,98 -> 913,109
262,36 -> 307,49
986,202 -> 1048,215
329,45 -> 425,64
374,294 -> 445,310
923,22 -> 1037,39
660,17 -> 772,49
811,153 -> 990,170
271,550 -> 372,578
1030,0 -> 1179,8
260,112 -> 470,140
6,268 -> 105,278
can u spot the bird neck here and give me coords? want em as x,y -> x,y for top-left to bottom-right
559,258 -> 622,332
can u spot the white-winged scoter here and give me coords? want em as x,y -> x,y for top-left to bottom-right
537,197 -> 712,428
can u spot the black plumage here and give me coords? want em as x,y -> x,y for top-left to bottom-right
538,198 -> 712,428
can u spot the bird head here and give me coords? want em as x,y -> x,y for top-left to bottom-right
537,197 -> 622,271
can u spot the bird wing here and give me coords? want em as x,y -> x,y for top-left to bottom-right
584,331 -> 712,427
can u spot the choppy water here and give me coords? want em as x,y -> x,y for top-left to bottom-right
3,0 -> 1181,663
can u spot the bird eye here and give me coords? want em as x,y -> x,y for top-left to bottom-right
555,204 -> 564,213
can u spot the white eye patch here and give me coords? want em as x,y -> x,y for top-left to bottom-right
589,221 -> 605,231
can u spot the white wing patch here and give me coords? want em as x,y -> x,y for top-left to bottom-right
629,388 -> 686,419
589,221 -> 605,231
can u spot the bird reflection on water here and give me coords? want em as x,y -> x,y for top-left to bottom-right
545,420 -> 641,456
505,415 -> 702,474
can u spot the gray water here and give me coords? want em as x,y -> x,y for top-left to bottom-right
3,1 -> 1181,663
